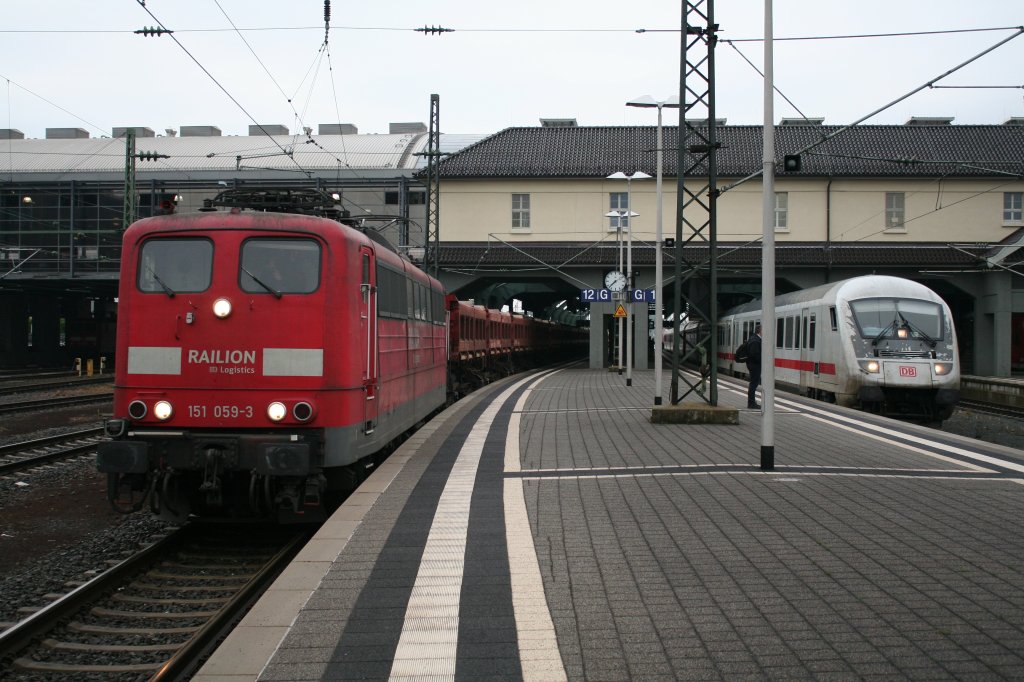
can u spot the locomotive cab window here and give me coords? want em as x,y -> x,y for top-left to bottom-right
849,298 -> 943,341
240,239 -> 320,294
138,238 -> 213,294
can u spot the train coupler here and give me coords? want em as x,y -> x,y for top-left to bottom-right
303,474 -> 325,508
199,447 -> 224,506
107,473 -> 149,514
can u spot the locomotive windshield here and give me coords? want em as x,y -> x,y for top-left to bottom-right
240,238 -> 320,294
849,297 -> 943,341
137,238 -> 213,294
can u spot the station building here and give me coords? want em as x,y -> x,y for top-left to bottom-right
1,117 -> 1022,375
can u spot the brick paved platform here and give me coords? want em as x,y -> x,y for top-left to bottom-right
196,368 -> 1024,681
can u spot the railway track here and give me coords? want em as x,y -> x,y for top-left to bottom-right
0,427 -> 106,477
0,368 -> 74,379
956,398 -> 1024,421
0,523 -> 309,679
0,374 -> 112,397
0,393 -> 112,416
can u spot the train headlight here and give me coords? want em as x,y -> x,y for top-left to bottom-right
213,298 -> 232,318
897,327 -> 909,339
127,400 -> 147,420
858,360 -> 880,374
293,401 -> 315,422
267,401 -> 287,422
933,362 -> 953,376
153,400 -> 173,421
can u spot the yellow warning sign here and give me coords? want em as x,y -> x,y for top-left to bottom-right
613,304 -> 628,318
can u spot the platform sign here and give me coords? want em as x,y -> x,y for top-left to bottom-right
630,289 -> 656,303
580,288 -> 612,302
581,288 -> 655,303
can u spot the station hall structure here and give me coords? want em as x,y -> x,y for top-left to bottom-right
1,116 -> 1023,375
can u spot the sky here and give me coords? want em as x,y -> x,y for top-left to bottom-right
1,1 -> 1022,139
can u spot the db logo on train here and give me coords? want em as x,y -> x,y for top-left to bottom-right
899,366 -> 917,377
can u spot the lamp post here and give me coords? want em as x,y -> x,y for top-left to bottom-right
604,209 -> 630,374
607,171 -> 650,387
626,96 -> 679,405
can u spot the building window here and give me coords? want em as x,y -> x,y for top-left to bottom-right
384,190 -> 425,205
512,193 -> 531,230
609,192 -> 629,231
885,192 -> 905,231
1005,192 -> 1023,225
774,192 -> 788,231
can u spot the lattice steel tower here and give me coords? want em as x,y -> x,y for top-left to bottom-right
670,0 -> 721,406
122,129 -> 137,230
423,94 -> 441,277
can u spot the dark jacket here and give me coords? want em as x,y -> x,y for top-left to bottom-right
745,333 -> 762,368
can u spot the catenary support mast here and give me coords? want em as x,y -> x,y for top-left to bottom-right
670,0 -> 720,406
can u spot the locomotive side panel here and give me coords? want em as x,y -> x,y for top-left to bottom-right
324,249 -> 447,468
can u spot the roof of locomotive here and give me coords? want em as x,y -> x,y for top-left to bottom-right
125,210 -> 357,238
123,210 -> 436,284
723,275 -> 945,317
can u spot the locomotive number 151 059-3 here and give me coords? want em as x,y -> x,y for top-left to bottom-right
188,405 -> 255,419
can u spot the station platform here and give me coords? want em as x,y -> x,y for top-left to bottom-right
195,367 -> 1024,681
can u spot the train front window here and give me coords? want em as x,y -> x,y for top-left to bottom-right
138,238 -> 213,294
240,239 -> 320,294
850,298 -> 943,340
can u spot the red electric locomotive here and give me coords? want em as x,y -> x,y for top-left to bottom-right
98,208 -> 448,522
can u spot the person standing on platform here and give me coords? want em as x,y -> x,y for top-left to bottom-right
746,323 -> 763,409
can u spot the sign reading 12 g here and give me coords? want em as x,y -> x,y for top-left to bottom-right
580,289 -> 656,302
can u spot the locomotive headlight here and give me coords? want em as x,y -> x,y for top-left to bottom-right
267,401 -> 287,422
933,362 -> 953,376
127,400 -> 147,420
293,401 -> 315,422
153,400 -> 174,421
213,298 -> 232,318
897,327 -> 909,339
858,359 -> 880,373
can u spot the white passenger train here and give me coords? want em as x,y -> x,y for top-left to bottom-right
683,275 -> 961,421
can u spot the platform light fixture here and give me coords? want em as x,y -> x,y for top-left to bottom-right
626,95 -> 679,405
606,170 -> 651,388
604,208 -> 632,376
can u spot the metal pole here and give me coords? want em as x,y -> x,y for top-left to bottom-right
761,0 -> 776,470
618,220 -> 624,374
626,178 -> 634,387
670,6 -> 687,405
654,107 -> 664,404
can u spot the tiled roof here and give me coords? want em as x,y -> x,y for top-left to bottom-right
437,125 -> 1024,179
437,241 -> 990,269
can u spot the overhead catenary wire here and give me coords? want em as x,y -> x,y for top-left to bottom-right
1,24 -> 1020,39
131,0 -> 385,218
717,26 -> 1024,197
0,72 -> 108,137
211,0 -> 383,217
132,0 -> 313,180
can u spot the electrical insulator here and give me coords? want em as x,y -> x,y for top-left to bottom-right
415,25 -> 454,35
134,26 -> 172,37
